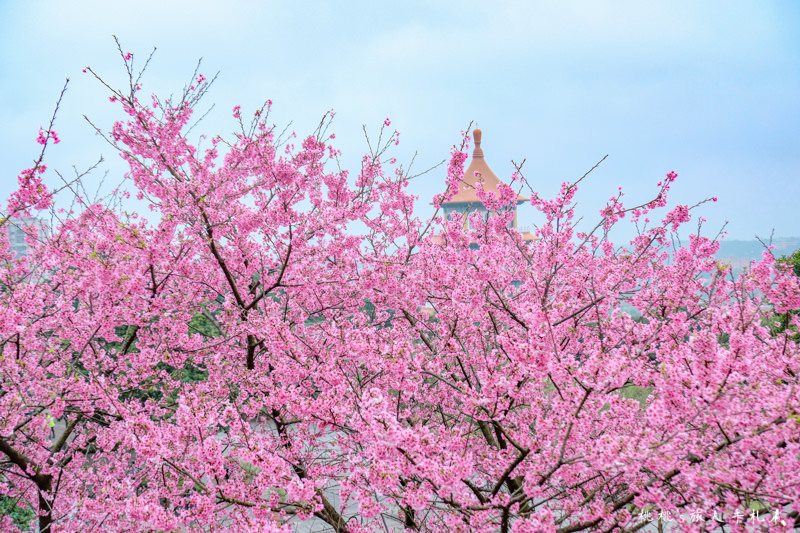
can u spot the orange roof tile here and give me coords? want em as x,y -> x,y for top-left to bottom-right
445,129 -> 529,205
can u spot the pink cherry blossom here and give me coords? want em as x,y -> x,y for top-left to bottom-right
1,54 -> 798,533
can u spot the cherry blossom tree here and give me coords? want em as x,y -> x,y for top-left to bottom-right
1,48 -> 799,533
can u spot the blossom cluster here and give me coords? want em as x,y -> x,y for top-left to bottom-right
0,62 -> 798,533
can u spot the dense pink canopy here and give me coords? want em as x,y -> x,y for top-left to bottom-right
0,53 -> 798,532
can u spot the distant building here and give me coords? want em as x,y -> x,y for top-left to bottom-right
6,217 -> 49,257
440,129 -> 534,241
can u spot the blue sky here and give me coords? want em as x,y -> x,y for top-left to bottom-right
1,1 -> 798,242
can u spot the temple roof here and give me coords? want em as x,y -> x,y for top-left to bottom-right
445,129 -> 529,205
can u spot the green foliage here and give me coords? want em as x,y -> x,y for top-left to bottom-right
115,317 -> 211,409
771,249 -> 800,341
359,299 -> 395,328
188,313 -> 221,338
619,384 -> 653,409
783,248 -> 800,277
118,359 -> 209,407
0,494 -> 34,531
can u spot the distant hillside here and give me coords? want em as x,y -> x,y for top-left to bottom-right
715,237 -> 800,270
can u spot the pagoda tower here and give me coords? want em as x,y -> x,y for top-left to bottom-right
441,129 -> 532,238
